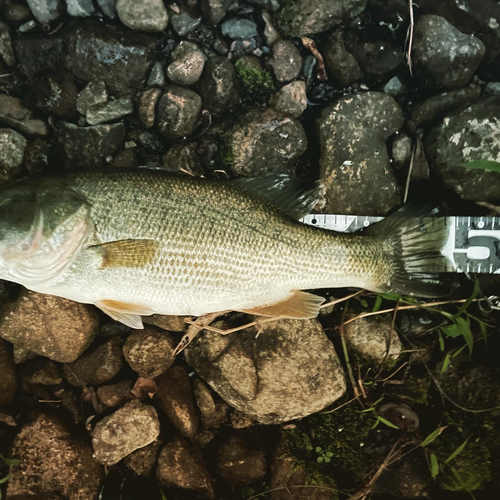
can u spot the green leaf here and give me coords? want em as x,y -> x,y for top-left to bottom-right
317,456 -> 324,464
430,453 -> 440,478
359,299 -> 368,308
459,160 -> 500,173
157,484 -> 168,500
445,439 -> 468,463
381,293 -> 401,301
441,354 -> 451,373
453,279 -> 481,319
377,416 -> 399,429
440,321 -> 461,339
457,316 -> 474,354
450,466 -> 466,487
421,427 -> 447,447
479,320 -> 488,345
1,457 -> 20,466
0,473 -> 11,485
315,446 -> 322,453
372,294 -> 383,312
438,330 -> 445,351
324,457 -> 331,463
325,452 -> 333,458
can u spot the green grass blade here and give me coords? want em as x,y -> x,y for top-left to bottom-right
445,439 -> 468,463
372,294 -> 383,312
430,453 -> 440,477
459,160 -> 500,173
377,416 -> 399,429
421,427 -> 447,447
453,279 -> 481,319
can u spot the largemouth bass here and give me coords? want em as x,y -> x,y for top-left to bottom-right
0,169 -> 453,328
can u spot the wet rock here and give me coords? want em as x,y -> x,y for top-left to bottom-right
185,319 -> 346,425
26,0 -> 63,23
22,359 -> 62,386
167,44 -> 206,86
317,92 -> 403,215
0,338 -> 17,405
199,56 -> 240,116
138,88 -> 162,129
485,82 -> 500,95
367,0 -> 409,31
157,85 -> 202,139
0,95 -> 48,136
0,289 -> 99,363
201,0 -> 231,25
124,438 -> 162,476
0,128 -> 27,185
270,80 -> 307,118
76,81 -> 109,116
23,69 -> 78,119
323,31 -> 361,87
86,98 -> 134,125
215,431 -> 266,485
269,40 -> 303,83
157,437 -> 215,499
7,413 -> 101,499
97,379 -> 134,407
262,10 -> 281,46
223,107 -> 307,177
383,75 -> 407,96
391,133 -> 429,181
143,314 -> 188,332
2,3 -> 31,22
424,96 -> 500,202
221,18 -> 259,40
0,22 -> 15,67
171,6 -> 202,36
24,137 -> 50,175
116,0 -> 168,32
147,61 -> 165,87
194,379 -> 229,429
54,121 -> 126,169
413,15 -> 485,90
97,0 -> 116,18
344,314 -> 403,365
123,326 -> 176,379
67,21 -> 157,96
63,337 -> 124,387
66,0 -> 95,17
275,0 -> 367,37
412,83 -> 482,126
155,363 -> 199,438
92,399 -> 160,465
162,142 -> 204,176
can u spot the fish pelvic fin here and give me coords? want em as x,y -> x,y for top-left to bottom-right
365,204 -> 457,298
240,290 -> 325,318
96,300 -> 154,329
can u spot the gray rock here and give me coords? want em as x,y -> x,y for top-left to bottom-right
485,82 -> 500,95
18,20 -> 37,33
116,0 -> 169,32
270,80 -> 307,118
97,379 -> 134,407
0,94 -> 48,136
0,22 -> 15,67
86,98 -> 134,125
63,337 -> 124,387
155,364 -> 199,438
97,0 -> 116,18
123,326 -> 176,378
391,133 -> 430,181
7,413 -> 101,500
269,40 -> 303,83
199,56 -> 240,116
171,7 -> 202,36
54,121 -> 126,169
383,76 -> 406,96
157,438 -> 215,499
147,61 -> 165,87
344,314 -> 403,365
221,18 -> 259,40
65,0 -> 95,17
317,92 -> 403,215
138,88 -> 162,129
424,96 -> 500,202
275,0 -> 367,37
0,338 -> 17,405
26,0 -> 63,24
124,438 -> 162,476
24,137 -> 50,175
92,400 -> 161,465
223,107 -> 307,177
0,128 -> 27,186
76,81 -> 109,116
194,379 -> 229,429
215,431 -> 266,485
185,319 -> 346,425
0,289 -> 100,363
67,21 -> 157,96
162,142 -> 204,176
323,31 -> 361,87
201,0 -> 231,25
157,86 -> 202,139
2,3 -> 31,22
167,48 -> 206,86
23,69 -> 78,119
262,10 -> 281,46
412,83 -> 482,126
413,15 -> 485,90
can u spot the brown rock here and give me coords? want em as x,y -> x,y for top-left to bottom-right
0,289 -> 100,363
138,87 -> 161,128
124,438 -> 162,476
269,40 -> 303,83
21,359 -> 62,386
194,378 -> 229,429
97,379 -> 135,407
143,313 -> 187,332
0,338 -> 16,405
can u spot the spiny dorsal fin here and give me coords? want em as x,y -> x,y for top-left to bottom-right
92,239 -> 159,268
233,174 -> 320,219
240,290 -> 325,319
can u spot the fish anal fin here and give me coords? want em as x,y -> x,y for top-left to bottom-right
93,239 -> 159,269
240,290 -> 325,319
96,299 -> 154,329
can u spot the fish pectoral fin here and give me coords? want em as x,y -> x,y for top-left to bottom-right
240,290 -> 325,319
92,239 -> 159,269
96,300 -> 154,329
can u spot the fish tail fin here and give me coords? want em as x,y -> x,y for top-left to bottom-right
366,204 -> 457,297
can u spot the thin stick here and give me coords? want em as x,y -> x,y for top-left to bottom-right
376,298 -> 400,378
403,143 -> 416,203
380,361 -> 408,383
320,290 -> 364,309
406,0 -> 415,75
322,396 -> 358,414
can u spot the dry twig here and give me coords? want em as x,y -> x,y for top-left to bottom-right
406,0 -> 415,75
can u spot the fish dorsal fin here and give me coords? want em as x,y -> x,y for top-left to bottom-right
240,290 -> 325,319
233,174 -> 320,219
96,300 -> 154,329
92,239 -> 159,268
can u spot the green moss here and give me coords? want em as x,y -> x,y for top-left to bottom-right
219,138 -> 235,168
235,61 -> 275,104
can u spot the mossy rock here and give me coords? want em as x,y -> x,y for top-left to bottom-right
235,60 -> 275,104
